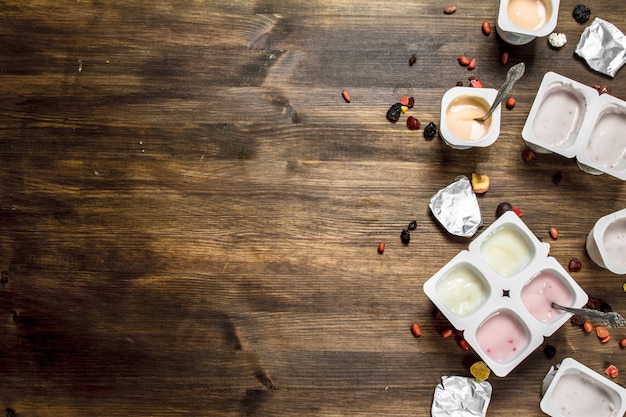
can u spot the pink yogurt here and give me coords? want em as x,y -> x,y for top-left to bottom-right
603,218 -> 626,267
475,311 -> 528,363
521,270 -> 573,323
586,109 -> 626,168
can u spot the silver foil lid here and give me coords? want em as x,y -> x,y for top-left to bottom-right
429,175 -> 483,238
432,376 -> 492,417
575,18 -> 626,78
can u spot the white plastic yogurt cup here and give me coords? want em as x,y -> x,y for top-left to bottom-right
496,0 -> 560,45
522,72 -> 598,158
423,212 -> 588,377
439,87 -> 501,150
586,208 -> 626,274
540,358 -> 626,417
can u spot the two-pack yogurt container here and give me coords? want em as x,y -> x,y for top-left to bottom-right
423,211 -> 588,377
540,358 -> 626,417
522,72 -> 626,180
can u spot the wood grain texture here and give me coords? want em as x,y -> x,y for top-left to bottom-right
1,0 -> 626,415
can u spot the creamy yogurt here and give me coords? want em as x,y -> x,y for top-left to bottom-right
435,264 -> 489,317
533,86 -> 585,148
507,0 -> 550,30
521,270 -> 572,322
603,218 -> 626,267
549,372 -> 616,417
480,226 -> 533,278
445,96 -> 492,141
586,109 -> 626,168
475,311 -> 528,363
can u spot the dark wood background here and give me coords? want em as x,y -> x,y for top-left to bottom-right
1,1 -> 626,415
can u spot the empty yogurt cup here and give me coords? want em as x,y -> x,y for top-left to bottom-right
439,87 -> 501,150
496,0 -> 560,45
522,72 -> 598,157
586,208 -> 626,274
541,358 -> 626,417
424,211 -> 588,377
576,94 -> 626,180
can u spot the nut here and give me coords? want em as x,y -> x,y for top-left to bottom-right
377,242 -> 385,254
549,227 -> 559,239
457,55 -> 470,66
471,173 -> 490,193
501,52 -> 509,65
482,20 -> 491,35
469,79 -> 483,88
410,322 -> 422,337
467,58 -> 476,70
443,6 -> 457,14
341,89 -> 351,103
583,321 -> 593,333
506,97 -> 516,109
409,53 -> 417,66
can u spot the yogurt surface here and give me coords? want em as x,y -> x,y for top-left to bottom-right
480,226 -> 533,278
603,218 -> 626,267
521,271 -> 572,322
445,96 -> 491,141
533,86 -> 585,148
507,0 -> 549,30
586,109 -> 626,168
549,372 -> 617,417
475,311 -> 528,363
435,264 -> 489,317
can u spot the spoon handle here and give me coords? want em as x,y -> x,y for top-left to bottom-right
551,302 -> 626,328
475,62 -> 525,121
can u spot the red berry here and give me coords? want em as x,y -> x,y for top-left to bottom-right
407,116 -> 420,130
522,148 -> 536,161
568,258 -> 582,272
469,79 -> 484,88
512,205 -> 524,217
407,97 -> 415,108
619,338 -> 626,348
605,364 -> 619,378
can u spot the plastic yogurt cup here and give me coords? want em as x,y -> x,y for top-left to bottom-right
522,72 -> 598,158
423,211 -> 588,377
576,94 -> 626,180
439,87 -> 501,150
496,0 -> 560,45
586,208 -> 626,274
540,358 -> 626,417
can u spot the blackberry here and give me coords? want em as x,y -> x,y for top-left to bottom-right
423,122 -> 437,139
407,220 -> 417,231
572,4 -> 590,23
386,103 -> 402,122
400,229 -> 410,244
543,345 -> 556,359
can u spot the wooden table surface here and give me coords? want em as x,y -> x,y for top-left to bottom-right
1,1 -> 626,415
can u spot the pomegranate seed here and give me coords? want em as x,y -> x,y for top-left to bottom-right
407,116 -> 420,130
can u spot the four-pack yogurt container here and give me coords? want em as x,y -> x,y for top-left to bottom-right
522,72 -> 626,180
423,211 -> 588,377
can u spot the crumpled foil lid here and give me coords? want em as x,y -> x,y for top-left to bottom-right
429,175 -> 482,237
575,17 -> 626,78
432,376 -> 492,417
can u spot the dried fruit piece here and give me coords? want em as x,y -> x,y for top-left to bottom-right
469,79 -> 483,88
573,4 -> 591,23
601,335 -> 611,343
467,58 -> 476,70
501,52 -> 509,65
552,172 -> 564,184
409,53 -> 417,66
441,328 -> 453,338
522,148 -> 536,161
592,85 -> 611,95
623,282 -> 626,293
496,202 -> 513,218
583,321 -> 593,333
400,229 -> 410,244
596,326 -> 609,339
482,20 -> 491,35
512,205 -> 524,217
543,345 -> 556,359
444,6 -> 457,14
471,173 -> 490,193
619,338 -> 626,348
605,364 -> 618,378
407,116 -> 420,130
506,97 -> 516,109
410,322 -> 421,337
423,122 -> 437,139
548,32 -> 567,48
407,97 -> 415,108
378,243 -> 385,254
342,89 -> 351,103
549,227 -> 559,239
386,103 -> 402,122
400,96 -> 410,106
401,105 -> 409,114
407,220 -> 417,231
458,55 -> 470,66
568,258 -> 582,272
470,361 -> 491,382
458,338 -> 470,351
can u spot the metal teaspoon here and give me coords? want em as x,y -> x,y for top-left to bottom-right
474,62 -> 525,122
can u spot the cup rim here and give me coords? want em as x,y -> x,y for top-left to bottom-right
592,208 -> 626,274
497,0 -> 560,38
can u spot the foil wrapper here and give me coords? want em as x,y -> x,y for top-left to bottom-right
432,376 -> 492,417
429,175 -> 482,238
541,364 -> 560,397
575,18 -> 626,78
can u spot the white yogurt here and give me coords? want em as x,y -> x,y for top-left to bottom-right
480,225 -> 533,278
603,218 -> 626,267
435,264 -> 489,317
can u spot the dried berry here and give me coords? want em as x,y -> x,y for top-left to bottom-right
596,326 -> 610,339
400,96 -> 410,106
583,321 -> 593,333
400,229 -> 410,244
496,202 -> 513,218
572,4 -> 590,23
552,172 -> 564,184
512,205 -> 524,217
522,148 -> 536,161
441,328 -> 453,338
501,52 -> 509,65
467,58 -> 476,70
341,89 -> 351,103
378,243 -> 385,254
423,122 -> 437,139
482,20 -> 491,35
407,220 -> 417,231
410,322 -> 422,337
458,338 -> 470,351
1,271 -> 8,285
456,80 -> 463,86
407,116 -> 420,130
386,103 -> 402,122
443,6 -> 457,14
568,258 -> 582,272
619,338 -> 626,348
543,344 -> 556,359
549,227 -> 559,239
592,85 -> 611,95
407,97 -> 414,108
605,364 -> 619,378
458,55 -> 470,66
469,79 -> 483,88
506,97 -> 516,109
409,53 -> 417,66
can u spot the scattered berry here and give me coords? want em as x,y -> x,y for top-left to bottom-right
444,6 -> 457,14
407,116 -> 421,130
409,53 -> 417,66
568,258 -> 582,272
456,80 -> 463,86
469,79 -> 483,88
512,205 -> 524,217
506,97 -> 516,109
549,227 -> 559,239
400,229 -> 410,244
592,85 -> 611,95
596,326 -> 609,340
470,361 -> 491,382
522,148 -> 536,161
619,338 -> 626,348
386,103 -> 402,122
400,96 -> 410,106
482,20 -> 491,36
341,89 -> 351,103
605,364 -> 618,378
543,344 -> 556,359
458,338 -> 470,351
573,4 -> 591,23
583,321 -> 593,333
458,55 -> 471,66
501,52 -> 509,65
496,202 -> 513,218
468,58 -> 476,70
407,97 -> 415,108
552,172 -> 564,184
423,122 -> 437,139
407,220 -> 417,231
378,243 -> 385,254
441,328 -> 453,338
410,322 -> 422,337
